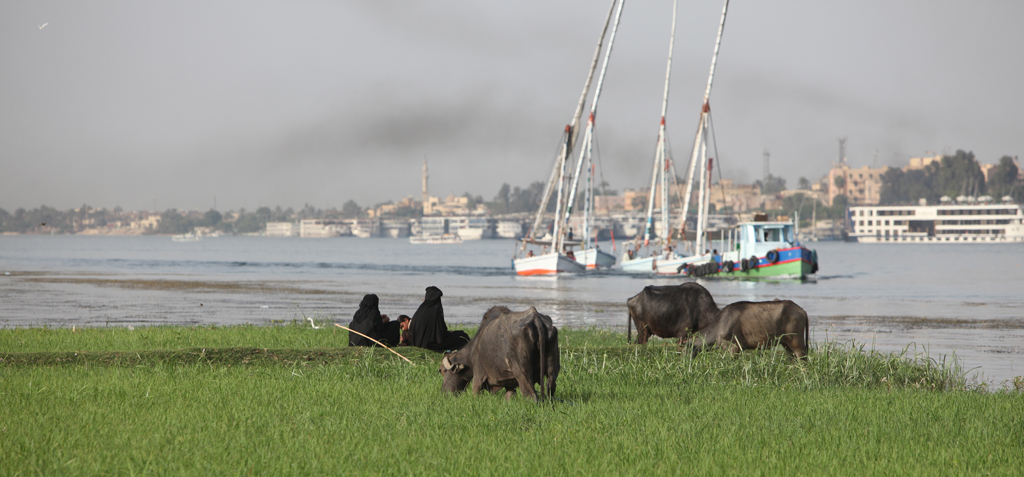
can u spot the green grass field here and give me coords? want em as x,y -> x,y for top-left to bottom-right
2,324 -> 1021,475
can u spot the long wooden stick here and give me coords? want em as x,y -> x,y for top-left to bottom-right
335,324 -> 415,365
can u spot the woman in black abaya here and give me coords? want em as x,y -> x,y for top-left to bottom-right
348,294 -> 401,347
407,286 -> 470,352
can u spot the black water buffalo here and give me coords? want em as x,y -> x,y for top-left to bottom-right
626,283 -> 720,344
690,299 -> 809,359
439,306 -> 559,401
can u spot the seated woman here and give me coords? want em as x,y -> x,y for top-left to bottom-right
406,286 -> 470,352
348,294 -> 401,347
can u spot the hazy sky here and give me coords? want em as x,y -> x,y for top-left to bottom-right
2,1 -> 1022,212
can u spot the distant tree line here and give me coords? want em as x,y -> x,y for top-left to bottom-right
765,194 -> 848,227
0,205 -> 84,233
0,203 -> 350,234
158,206 -> 303,234
486,182 -> 554,215
754,174 -> 788,195
880,150 -> 1022,205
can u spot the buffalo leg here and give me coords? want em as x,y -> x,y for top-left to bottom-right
637,325 -> 651,345
516,374 -> 539,402
546,363 -> 559,399
471,374 -> 487,395
504,388 -> 516,401
690,332 -> 716,358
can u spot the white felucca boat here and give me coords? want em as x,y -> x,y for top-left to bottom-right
620,0 -> 685,273
621,0 -> 731,275
554,0 -> 624,271
514,0 -> 624,276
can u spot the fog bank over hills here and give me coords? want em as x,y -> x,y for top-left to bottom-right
2,1 -> 1022,211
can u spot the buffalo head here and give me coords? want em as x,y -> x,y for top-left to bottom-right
439,352 -> 471,394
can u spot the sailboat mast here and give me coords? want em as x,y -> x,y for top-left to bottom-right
659,0 -> 678,245
703,0 -> 729,105
560,0 -> 625,251
695,122 -> 709,254
642,0 -> 678,247
584,163 -> 595,249
551,127 -> 571,251
702,156 -> 714,253
660,150 -> 670,243
812,197 -> 817,238
659,0 -> 675,243
679,115 -> 702,247
679,0 -> 730,244
642,138 -> 662,247
527,0 -> 618,244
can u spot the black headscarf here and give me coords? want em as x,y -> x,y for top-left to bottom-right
349,294 -> 387,347
408,286 -> 448,349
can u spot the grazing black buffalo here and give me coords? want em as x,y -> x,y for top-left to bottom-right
439,306 -> 560,401
689,299 -> 809,359
626,283 -> 720,344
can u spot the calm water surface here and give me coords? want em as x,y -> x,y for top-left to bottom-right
2,235 -> 1022,384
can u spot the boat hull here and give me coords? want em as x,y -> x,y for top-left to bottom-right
620,250 -> 702,274
409,234 -> 462,245
654,255 -> 706,275
620,254 -> 657,273
171,233 -> 201,242
575,248 -> 617,269
713,246 -> 814,279
514,252 -> 585,276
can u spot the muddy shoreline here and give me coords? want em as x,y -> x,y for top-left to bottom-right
4,271 -> 1022,386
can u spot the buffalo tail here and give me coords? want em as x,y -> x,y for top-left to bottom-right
805,315 -> 810,359
538,321 -> 548,400
627,309 -> 632,344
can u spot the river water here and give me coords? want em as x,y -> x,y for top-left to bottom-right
2,235 -> 1022,385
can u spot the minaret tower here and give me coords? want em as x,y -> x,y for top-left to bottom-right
422,157 -> 429,215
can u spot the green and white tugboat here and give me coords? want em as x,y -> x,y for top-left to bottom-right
679,218 -> 819,280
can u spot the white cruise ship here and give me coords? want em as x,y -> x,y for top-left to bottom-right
848,200 -> 1024,243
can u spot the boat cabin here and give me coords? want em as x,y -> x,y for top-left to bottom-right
722,222 -> 798,262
